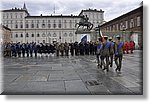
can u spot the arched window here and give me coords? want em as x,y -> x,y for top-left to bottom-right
20,34 -> 23,37
32,34 -> 34,37
37,34 -> 40,37
15,34 -> 18,38
26,33 -> 29,37
64,33 -> 67,37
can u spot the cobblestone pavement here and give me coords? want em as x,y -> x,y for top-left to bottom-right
1,50 -> 143,95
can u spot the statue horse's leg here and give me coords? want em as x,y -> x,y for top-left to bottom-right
89,23 -> 93,30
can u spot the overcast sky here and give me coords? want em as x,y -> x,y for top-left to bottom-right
0,0 -> 142,21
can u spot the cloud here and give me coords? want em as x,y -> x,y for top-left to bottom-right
0,0 -> 143,21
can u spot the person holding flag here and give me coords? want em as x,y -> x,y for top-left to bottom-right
114,35 -> 124,72
101,36 -> 111,72
96,37 -> 103,68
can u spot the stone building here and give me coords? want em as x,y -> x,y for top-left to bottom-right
100,6 -> 143,49
0,24 -> 12,43
1,3 -> 105,43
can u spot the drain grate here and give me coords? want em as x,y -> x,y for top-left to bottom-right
85,80 -> 102,86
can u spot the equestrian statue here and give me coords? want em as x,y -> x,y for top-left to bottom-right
75,15 -> 93,32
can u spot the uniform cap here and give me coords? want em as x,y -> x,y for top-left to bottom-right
109,37 -> 112,40
116,35 -> 121,38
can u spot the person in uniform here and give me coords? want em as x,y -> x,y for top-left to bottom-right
114,35 -> 124,72
109,37 -> 115,67
74,42 -> 79,56
33,42 -> 38,57
101,36 -> 110,72
55,42 -> 60,56
51,43 -> 55,56
29,42 -> 33,57
96,38 -> 103,68
60,43 -> 64,56
21,43 -> 26,57
25,42 -> 29,57
70,43 -> 74,56
90,41 -> 94,55
16,42 -> 21,57
64,42 -> 69,56
79,42 -> 84,55
11,43 -> 17,57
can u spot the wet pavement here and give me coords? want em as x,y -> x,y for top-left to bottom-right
1,50 -> 143,95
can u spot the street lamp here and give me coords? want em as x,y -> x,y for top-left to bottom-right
94,25 -> 101,41
122,25 -> 126,42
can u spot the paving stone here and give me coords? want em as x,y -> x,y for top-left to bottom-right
2,50 -> 143,95
15,75 -> 48,82
65,80 -> 90,94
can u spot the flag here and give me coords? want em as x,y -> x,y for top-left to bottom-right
81,35 -> 87,43
99,29 -> 104,42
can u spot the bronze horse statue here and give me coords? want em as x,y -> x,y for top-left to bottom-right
75,15 -> 93,31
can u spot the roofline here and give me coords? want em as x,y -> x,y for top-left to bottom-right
25,15 -> 81,18
79,9 -> 104,16
100,6 -> 143,27
1,9 -> 30,15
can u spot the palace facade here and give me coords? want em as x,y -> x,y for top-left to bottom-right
1,3 -> 105,43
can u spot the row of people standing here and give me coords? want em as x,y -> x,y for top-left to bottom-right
96,35 -> 124,72
2,41 -> 98,57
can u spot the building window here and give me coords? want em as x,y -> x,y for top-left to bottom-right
10,13 -> 12,18
64,20 -> 67,28
48,20 -> 50,23
31,24 -> 34,28
15,24 -> 18,28
37,34 -> 40,37
125,21 -> 128,29
20,24 -> 23,28
42,24 -> 45,28
116,24 -> 119,31
31,34 -> 34,37
53,24 -> 56,28
26,33 -> 29,37
48,24 -> 51,28
130,19 -> 134,28
70,20 -> 72,28
43,40 -> 45,43
6,14 -> 8,19
69,33 -> 73,37
64,33 -> 67,37
58,24 -> 61,28
37,24 -> 39,28
137,16 -> 140,27
20,34 -> 23,37
15,34 -> 18,38
26,24 -> 29,28
48,33 -> 51,37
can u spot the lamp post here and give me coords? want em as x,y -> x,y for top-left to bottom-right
94,25 -> 101,41
122,25 -> 126,42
